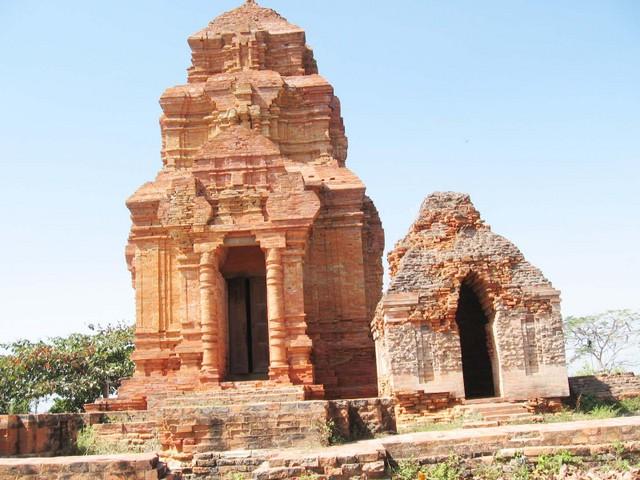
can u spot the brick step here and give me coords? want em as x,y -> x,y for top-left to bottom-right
468,406 -> 529,416
160,400 -> 327,457
463,420 -> 500,429
462,402 -> 529,415
102,411 -> 156,423
159,389 -> 305,408
463,401 -> 527,410
93,421 -> 157,434
154,382 -> 305,408
483,412 -> 534,422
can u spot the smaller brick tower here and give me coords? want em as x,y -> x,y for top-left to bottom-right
374,192 -> 569,402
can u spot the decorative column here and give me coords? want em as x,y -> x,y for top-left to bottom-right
282,231 -> 314,385
265,247 -> 290,381
199,250 -> 220,384
174,251 -> 202,388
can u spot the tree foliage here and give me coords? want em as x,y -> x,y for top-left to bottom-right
564,310 -> 640,374
0,323 -> 135,414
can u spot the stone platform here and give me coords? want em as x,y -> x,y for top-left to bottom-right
0,453 -> 166,480
3,416 -> 640,479
186,415 -> 640,479
91,390 -> 396,462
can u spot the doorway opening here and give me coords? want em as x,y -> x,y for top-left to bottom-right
455,281 -> 496,399
221,247 -> 269,381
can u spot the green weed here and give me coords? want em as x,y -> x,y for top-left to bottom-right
533,450 -> 581,477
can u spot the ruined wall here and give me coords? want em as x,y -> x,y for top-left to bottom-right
569,373 -> 640,401
374,192 -> 569,400
0,414 -> 105,457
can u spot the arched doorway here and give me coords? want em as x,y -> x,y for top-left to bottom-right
455,281 -> 497,399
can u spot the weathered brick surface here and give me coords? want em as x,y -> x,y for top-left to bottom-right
2,396 -> 395,461
569,373 -> 640,401
381,416 -> 640,461
157,395 -> 395,461
374,192 -> 569,402
186,417 -> 640,479
92,0 -> 384,411
0,453 -> 162,480
0,414 -> 100,457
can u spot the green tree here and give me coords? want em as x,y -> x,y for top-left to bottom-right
564,310 -> 640,374
0,323 -> 135,414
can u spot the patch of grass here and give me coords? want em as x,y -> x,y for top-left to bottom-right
587,404 -> 621,419
400,419 -> 463,434
75,425 -> 160,456
542,394 -> 640,423
508,452 -> 531,480
619,397 -> 640,414
392,455 -> 465,480
297,473 -> 320,480
224,473 -> 247,480
473,462 -> 502,480
392,458 -> 422,480
421,455 -> 465,480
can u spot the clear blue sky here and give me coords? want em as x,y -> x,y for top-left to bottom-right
0,0 -> 638,344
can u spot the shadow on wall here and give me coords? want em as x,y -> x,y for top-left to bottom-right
569,373 -> 640,403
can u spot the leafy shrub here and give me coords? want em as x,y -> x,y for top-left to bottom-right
392,459 -> 422,480
316,419 -> 346,446
533,451 -> 581,477
422,455 -> 465,480
587,404 -> 620,419
618,397 -> 640,414
393,455 -> 465,480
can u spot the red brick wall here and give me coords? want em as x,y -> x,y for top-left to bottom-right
304,192 -> 383,399
0,414 -> 94,457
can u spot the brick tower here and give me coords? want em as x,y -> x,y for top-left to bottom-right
104,0 -> 384,408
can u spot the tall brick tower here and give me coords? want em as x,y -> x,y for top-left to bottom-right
110,0 -> 384,406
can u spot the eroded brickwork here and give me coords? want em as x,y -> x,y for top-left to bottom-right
374,192 -> 569,401
569,373 -> 640,401
0,454 -> 164,480
97,0 -> 383,409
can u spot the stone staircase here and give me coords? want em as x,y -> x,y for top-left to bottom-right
460,398 -> 538,428
92,384 -> 326,462
160,400 -> 328,460
156,384 -> 306,409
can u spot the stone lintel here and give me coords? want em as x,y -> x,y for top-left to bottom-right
382,292 -> 420,324
522,285 -> 561,300
255,231 -> 287,249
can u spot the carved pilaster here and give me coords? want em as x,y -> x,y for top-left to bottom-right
282,231 -> 314,384
265,247 -> 289,382
196,238 -> 225,385
175,251 -> 203,381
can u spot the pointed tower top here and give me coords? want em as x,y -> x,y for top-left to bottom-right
193,0 -> 302,36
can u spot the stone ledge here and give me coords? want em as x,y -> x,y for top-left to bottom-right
0,453 -> 163,480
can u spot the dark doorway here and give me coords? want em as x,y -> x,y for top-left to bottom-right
455,283 -> 496,399
227,276 -> 269,379
221,246 -> 269,381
